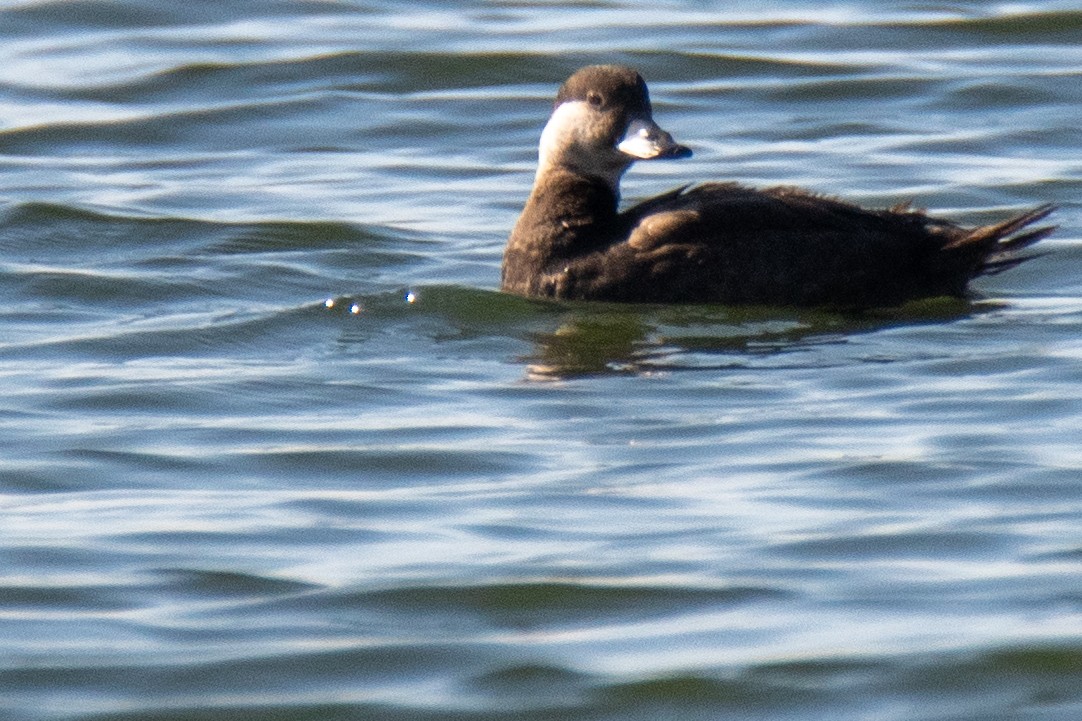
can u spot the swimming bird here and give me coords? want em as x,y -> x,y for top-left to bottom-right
501,64 -> 1056,308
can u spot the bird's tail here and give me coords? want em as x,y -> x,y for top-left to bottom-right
944,203 -> 1058,276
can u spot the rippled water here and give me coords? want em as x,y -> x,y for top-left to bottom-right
2,2 -> 1082,720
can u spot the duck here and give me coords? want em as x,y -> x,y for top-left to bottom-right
500,64 -> 1056,308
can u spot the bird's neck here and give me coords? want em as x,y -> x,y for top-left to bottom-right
515,170 -> 619,250
501,169 -> 620,293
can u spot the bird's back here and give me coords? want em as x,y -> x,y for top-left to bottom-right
611,184 -> 1055,307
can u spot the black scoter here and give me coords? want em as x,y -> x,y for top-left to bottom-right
501,64 -> 1056,307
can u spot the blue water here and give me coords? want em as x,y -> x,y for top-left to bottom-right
2,2 -> 1081,719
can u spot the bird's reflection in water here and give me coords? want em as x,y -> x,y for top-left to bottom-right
523,297 -> 976,380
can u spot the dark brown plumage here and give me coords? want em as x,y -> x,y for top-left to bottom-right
501,64 -> 1056,308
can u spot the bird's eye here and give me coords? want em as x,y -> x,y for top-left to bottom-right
586,91 -> 603,108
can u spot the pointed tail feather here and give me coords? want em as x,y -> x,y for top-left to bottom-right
941,203 -> 1057,276
980,250 -> 1050,276
944,203 -> 1055,249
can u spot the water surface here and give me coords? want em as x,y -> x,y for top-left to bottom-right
1,2 -> 1081,720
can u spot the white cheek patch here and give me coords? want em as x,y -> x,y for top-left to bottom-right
535,99 -> 629,189
537,100 -> 593,166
